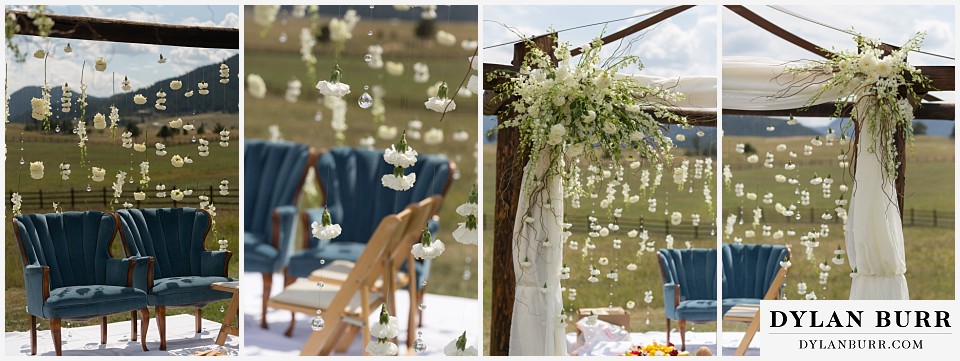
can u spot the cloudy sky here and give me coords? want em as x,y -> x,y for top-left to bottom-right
6,5 -> 239,97
723,5 -> 955,126
483,5 -> 717,78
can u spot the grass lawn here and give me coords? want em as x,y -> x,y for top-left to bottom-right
244,14 -> 479,302
482,137 -> 720,354
722,135 -> 954,303
5,113 -> 240,332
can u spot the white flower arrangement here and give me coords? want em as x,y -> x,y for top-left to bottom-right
219,179 -> 229,195
11,193 -> 22,216
412,226 -> 445,260
492,36 -> 687,196
788,33 -> 930,179
60,83 -> 72,113
443,332 -> 477,356
58,163 -> 70,180
198,82 -> 209,95
365,305 -> 399,356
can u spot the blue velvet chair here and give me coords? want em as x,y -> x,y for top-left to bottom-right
721,243 -> 789,311
289,147 -> 454,324
12,211 -> 152,355
116,208 -> 234,350
656,248 -> 718,351
243,140 -> 313,328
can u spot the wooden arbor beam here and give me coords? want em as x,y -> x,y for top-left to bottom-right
570,5 -> 695,57
8,10 -> 239,49
484,34 -> 557,357
724,5 -> 832,59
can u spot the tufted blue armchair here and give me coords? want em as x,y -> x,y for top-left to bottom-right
721,243 -> 789,311
657,248 -> 717,351
243,140 -> 313,328
117,208 -> 234,350
288,147 -> 453,324
13,211 -> 152,355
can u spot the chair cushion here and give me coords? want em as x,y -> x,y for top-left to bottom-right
675,300 -> 718,322
287,242 -> 366,278
147,276 -> 235,306
269,279 -> 382,316
43,285 -> 147,319
721,298 -> 761,314
244,232 -> 278,273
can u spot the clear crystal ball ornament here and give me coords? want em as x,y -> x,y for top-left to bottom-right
310,310 -> 325,331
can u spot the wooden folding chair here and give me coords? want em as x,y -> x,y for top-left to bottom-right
726,256 -> 790,356
306,196 -> 441,352
267,206 -> 418,355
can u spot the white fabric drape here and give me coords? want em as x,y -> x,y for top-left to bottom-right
510,149 -> 566,356
722,56 -> 909,300
629,74 -> 718,109
845,99 -> 909,300
723,56 -> 844,111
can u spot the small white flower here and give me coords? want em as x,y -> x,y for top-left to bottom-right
134,192 -> 146,201
443,332 -> 477,356
247,74 -> 267,99
95,57 -> 107,71
91,167 -> 106,182
424,96 -> 456,113
170,189 -> 184,201
385,61 -> 404,76
547,124 -> 566,146
424,128 -> 444,145
171,155 -> 185,168
626,263 -> 638,271
169,80 -> 182,90
412,234 -> 445,260
183,124 -> 195,131
92,113 -> 106,129
133,143 -> 146,152
381,172 -> 416,191
29,161 -> 44,179
311,208 -> 342,240
133,94 -> 147,105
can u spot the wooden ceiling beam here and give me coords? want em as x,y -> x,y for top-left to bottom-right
8,10 -> 239,49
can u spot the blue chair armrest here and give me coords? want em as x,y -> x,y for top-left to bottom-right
201,250 -> 232,277
105,257 -> 136,287
273,205 -> 299,269
131,256 -> 154,292
24,265 -> 49,314
663,282 -> 679,320
302,207 -> 331,249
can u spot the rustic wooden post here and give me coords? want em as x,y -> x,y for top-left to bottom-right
70,188 -> 75,209
484,34 -> 556,356
38,189 -> 43,209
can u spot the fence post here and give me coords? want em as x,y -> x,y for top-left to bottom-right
810,207 -> 815,221
933,209 -> 938,227
210,185 -> 215,205
70,188 -> 75,208
38,189 -> 43,208
136,186 -> 141,208
910,208 -> 915,226
102,187 -> 107,206
664,219 -> 669,235
694,225 -> 699,239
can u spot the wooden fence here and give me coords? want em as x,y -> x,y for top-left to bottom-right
7,185 -> 238,212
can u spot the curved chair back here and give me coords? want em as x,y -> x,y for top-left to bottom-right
722,244 -> 788,299
313,147 -> 452,246
244,140 -> 312,236
116,208 -> 212,279
12,211 -> 119,290
657,248 -> 718,302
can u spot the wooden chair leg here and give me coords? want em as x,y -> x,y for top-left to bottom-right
29,315 -> 37,355
157,306 -> 167,351
261,272 -> 272,329
100,316 -> 108,345
139,308 -> 150,352
131,310 -> 138,341
195,307 -> 202,333
679,319 -> 687,351
360,289 -> 371,355
51,318 -> 62,356
334,325 -> 358,353
284,311 -> 296,337
666,318 -> 671,344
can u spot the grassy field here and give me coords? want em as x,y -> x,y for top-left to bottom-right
244,14 -> 479,301
5,113 -> 240,332
482,133 -> 720,354
721,134 -> 955,332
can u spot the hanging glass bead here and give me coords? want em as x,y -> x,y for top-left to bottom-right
418,304 -> 427,311
358,92 -> 373,109
310,310 -> 325,331
278,32 -> 288,43
413,331 -> 427,353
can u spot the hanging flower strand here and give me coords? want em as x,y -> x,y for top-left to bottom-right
316,64 -> 351,97
453,184 -> 479,245
365,304 -> 399,356
310,208 -> 342,240
412,225 -> 445,260
381,131 -> 417,191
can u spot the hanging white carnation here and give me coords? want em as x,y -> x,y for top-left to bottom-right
424,81 -> 456,113
311,208 -> 342,241
443,332 -> 478,356
411,226 -> 445,260
316,65 -> 351,97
